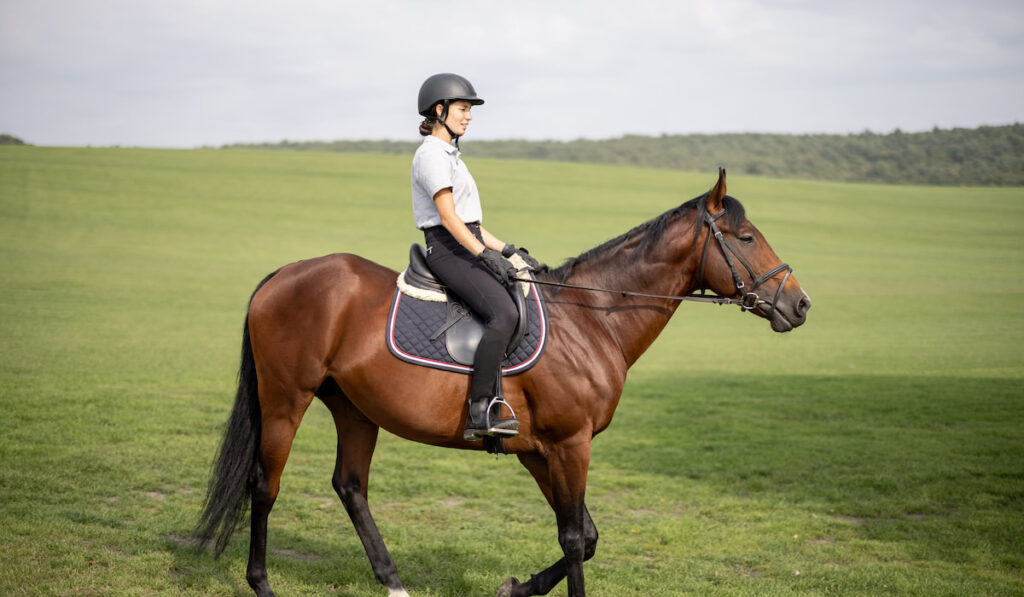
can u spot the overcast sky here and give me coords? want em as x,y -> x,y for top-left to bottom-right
2,0 -> 1022,147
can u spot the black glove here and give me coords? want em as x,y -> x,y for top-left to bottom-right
477,248 -> 518,286
501,244 -> 548,273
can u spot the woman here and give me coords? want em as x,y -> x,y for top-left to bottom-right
410,73 -> 544,441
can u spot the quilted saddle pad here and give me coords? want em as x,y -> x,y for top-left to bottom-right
385,282 -> 548,375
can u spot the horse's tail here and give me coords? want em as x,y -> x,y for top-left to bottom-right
195,270 -> 278,557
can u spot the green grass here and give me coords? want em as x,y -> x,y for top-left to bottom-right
1,146 -> 1022,596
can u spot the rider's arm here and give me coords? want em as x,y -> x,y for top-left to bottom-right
433,188 -> 486,255
479,226 -> 507,253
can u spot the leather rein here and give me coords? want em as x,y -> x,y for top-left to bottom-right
520,210 -> 793,314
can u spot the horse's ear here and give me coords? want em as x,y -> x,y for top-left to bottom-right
706,168 -> 727,216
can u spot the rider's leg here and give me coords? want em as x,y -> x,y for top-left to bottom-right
424,224 -> 520,440
464,301 -> 518,439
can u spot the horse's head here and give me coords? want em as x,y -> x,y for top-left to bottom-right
697,169 -> 811,332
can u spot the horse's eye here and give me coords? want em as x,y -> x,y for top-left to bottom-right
740,235 -> 755,245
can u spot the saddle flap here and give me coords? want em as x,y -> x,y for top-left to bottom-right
444,297 -> 485,366
444,283 -> 529,367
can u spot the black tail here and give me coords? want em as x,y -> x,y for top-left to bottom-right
195,270 -> 278,557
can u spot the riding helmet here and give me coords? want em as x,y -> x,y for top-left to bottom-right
417,73 -> 485,117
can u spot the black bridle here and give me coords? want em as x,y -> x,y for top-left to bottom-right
520,209 -> 793,315
696,210 -> 793,315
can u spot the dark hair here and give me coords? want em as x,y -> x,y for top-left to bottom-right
418,116 -> 436,136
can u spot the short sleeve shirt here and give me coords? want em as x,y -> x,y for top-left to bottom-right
410,135 -> 483,229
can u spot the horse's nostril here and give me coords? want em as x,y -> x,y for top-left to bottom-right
798,295 -> 812,315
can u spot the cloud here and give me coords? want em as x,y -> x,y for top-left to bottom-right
1,0 -> 1021,146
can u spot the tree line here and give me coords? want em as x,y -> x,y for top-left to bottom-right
0,133 -> 28,145
222,123 -> 1024,186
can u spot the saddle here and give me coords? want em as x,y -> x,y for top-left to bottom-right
386,243 -> 547,375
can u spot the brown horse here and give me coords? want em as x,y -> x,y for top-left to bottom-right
196,169 -> 811,597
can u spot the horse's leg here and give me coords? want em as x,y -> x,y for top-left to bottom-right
502,445 -> 595,597
545,441 -> 592,597
247,392 -> 314,597
247,454 -> 274,597
324,392 -> 409,597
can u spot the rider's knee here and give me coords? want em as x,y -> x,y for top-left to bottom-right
489,304 -> 517,336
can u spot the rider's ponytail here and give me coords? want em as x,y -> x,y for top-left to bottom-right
418,116 -> 435,136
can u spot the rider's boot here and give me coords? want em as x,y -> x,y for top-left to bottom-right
463,395 -> 519,441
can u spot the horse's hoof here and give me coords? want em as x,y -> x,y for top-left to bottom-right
496,577 -> 520,597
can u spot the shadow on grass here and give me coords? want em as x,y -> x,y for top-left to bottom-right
165,525 -> 533,597
594,373 -> 1024,568
601,374 -> 1021,493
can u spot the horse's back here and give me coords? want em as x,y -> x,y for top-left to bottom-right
251,253 -> 395,314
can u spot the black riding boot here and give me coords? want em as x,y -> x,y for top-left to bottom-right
464,395 -> 519,441
462,314 -> 519,441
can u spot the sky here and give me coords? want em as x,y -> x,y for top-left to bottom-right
1,0 -> 1022,148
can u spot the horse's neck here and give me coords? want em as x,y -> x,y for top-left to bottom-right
562,217 -> 702,367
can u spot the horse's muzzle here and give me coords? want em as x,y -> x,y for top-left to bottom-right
768,291 -> 811,332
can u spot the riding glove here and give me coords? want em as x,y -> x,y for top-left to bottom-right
477,248 -> 518,286
502,244 -> 548,273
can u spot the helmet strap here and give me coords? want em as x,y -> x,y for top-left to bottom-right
437,99 -> 461,148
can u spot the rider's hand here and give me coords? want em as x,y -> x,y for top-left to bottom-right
477,248 -> 518,286
502,244 -> 548,273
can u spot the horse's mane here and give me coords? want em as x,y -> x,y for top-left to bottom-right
545,192 -> 746,283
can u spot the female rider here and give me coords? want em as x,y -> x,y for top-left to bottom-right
410,73 -> 544,441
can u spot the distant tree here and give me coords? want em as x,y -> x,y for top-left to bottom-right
0,133 -> 28,145
221,124 -> 1024,186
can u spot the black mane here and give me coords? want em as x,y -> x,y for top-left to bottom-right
545,193 -> 746,283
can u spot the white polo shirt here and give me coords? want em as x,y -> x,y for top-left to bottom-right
410,135 -> 483,229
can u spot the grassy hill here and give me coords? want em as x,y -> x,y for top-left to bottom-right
223,123 -> 1024,187
1,146 -> 1022,595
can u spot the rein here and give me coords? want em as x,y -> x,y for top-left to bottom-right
521,209 -> 792,313
522,277 -> 751,307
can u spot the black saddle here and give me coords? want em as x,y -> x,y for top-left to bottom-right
403,243 -> 529,365
404,243 -> 447,294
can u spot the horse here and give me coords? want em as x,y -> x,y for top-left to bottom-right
195,169 -> 811,597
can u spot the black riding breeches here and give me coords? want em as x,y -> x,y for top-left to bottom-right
423,223 -> 518,400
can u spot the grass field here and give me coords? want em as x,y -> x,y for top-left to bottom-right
1,146 -> 1022,596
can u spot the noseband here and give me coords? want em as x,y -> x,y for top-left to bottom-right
697,210 -> 793,315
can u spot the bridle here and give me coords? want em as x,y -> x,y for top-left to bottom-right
696,209 -> 793,315
520,208 -> 793,315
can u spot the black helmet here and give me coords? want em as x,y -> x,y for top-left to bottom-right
417,73 -> 484,117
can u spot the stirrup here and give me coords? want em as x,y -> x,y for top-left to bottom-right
485,396 -> 519,437
464,396 -> 519,441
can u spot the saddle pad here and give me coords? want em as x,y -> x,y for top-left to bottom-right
386,282 -> 548,375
